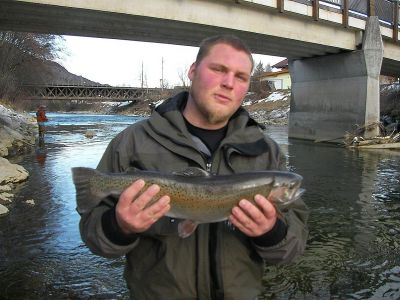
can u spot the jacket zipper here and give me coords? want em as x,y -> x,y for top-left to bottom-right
205,156 -> 225,300
206,161 -> 212,173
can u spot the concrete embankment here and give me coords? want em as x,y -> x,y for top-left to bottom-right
0,103 -> 37,215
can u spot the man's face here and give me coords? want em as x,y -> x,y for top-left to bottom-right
185,43 -> 252,129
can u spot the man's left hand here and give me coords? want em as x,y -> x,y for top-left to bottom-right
229,194 -> 277,237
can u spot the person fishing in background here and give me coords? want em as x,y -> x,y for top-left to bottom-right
36,105 -> 48,140
77,35 -> 309,300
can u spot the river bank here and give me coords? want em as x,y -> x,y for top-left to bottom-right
0,103 -> 37,215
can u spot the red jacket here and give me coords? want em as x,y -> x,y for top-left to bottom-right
36,109 -> 48,122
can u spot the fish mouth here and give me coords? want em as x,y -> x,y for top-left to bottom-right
287,180 -> 304,203
272,176 -> 305,205
293,188 -> 305,200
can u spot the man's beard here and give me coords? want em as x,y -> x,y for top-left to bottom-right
196,100 -> 231,126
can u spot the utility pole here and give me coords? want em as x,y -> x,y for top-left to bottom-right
161,57 -> 164,91
141,61 -> 144,88
368,0 -> 376,17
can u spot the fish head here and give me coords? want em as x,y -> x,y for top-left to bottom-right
269,172 -> 305,205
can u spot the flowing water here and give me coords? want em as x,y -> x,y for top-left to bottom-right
0,113 -> 399,299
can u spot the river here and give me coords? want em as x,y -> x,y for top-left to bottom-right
0,113 -> 399,299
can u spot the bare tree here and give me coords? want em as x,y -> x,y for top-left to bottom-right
0,31 -> 64,100
161,78 -> 170,90
177,65 -> 190,88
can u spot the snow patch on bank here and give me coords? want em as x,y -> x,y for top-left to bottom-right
257,91 -> 289,103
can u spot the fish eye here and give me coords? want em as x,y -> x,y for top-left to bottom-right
273,182 -> 281,188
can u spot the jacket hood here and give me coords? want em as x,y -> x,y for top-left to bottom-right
143,91 -> 275,167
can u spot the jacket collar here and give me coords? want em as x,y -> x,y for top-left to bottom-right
146,91 -> 269,158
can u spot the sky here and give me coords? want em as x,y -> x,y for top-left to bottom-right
57,35 -> 285,88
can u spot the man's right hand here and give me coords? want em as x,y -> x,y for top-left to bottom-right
115,179 -> 170,234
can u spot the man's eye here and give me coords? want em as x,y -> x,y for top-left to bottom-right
212,67 -> 224,72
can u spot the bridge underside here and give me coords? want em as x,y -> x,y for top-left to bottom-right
1,0 -> 399,75
289,17 -> 384,142
0,0 -> 344,60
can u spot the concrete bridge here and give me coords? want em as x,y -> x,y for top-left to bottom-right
22,84 -> 163,102
1,0 -> 400,141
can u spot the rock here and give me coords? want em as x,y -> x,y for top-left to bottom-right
0,157 -> 29,184
0,192 -> 14,204
0,104 -> 36,158
85,130 -> 95,138
0,104 -> 36,215
0,126 -> 13,157
0,104 -> 36,130
25,199 -> 35,206
0,203 -> 9,216
0,124 -> 35,156
0,184 -> 13,192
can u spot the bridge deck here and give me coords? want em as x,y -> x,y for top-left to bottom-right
1,0 -> 399,75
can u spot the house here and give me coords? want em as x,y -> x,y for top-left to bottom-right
254,58 -> 291,90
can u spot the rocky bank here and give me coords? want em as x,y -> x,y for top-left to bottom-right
244,90 -> 290,125
0,103 -> 36,215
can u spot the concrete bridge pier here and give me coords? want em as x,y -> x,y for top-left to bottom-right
288,17 -> 383,142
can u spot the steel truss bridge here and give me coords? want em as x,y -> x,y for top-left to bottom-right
22,84 -> 164,102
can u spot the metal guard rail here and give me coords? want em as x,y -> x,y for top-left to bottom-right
276,0 -> 399,42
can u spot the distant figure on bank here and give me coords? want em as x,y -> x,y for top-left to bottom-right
36,105 -> 48,140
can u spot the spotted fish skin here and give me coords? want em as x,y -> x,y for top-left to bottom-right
72,167 -> 304,225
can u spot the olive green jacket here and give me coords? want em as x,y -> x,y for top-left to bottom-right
79,92 -> 309,300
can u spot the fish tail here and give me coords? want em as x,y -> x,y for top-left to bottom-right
71,167 -> 102,215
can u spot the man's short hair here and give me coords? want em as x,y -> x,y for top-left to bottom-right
195,35 -> 254,71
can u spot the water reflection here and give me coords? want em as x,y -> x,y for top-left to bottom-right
0,116 -> 399,299
260,139 -> 400,299
1,113 -> 141,299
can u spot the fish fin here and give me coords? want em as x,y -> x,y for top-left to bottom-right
71,167 -> 103,215
173,167 -> 210,177
178,220 -> 199,238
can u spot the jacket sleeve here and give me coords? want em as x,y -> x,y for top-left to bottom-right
252,135 -> 309,264
79,201 -> 140,258
252,198 -> 309,264
78,132 -> 141,258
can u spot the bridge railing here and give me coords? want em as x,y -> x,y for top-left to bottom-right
287,0 -> 399,42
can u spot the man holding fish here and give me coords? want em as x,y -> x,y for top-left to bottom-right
76,35 -> 309,300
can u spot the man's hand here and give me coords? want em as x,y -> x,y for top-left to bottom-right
229,194 -> 277,237
115,179 -> 170,235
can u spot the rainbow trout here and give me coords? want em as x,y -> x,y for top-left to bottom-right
72,167 -> 304,238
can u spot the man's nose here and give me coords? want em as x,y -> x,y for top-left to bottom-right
222,72 -> 234,89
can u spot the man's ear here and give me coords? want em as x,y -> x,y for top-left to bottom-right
188,62 -> 196,81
